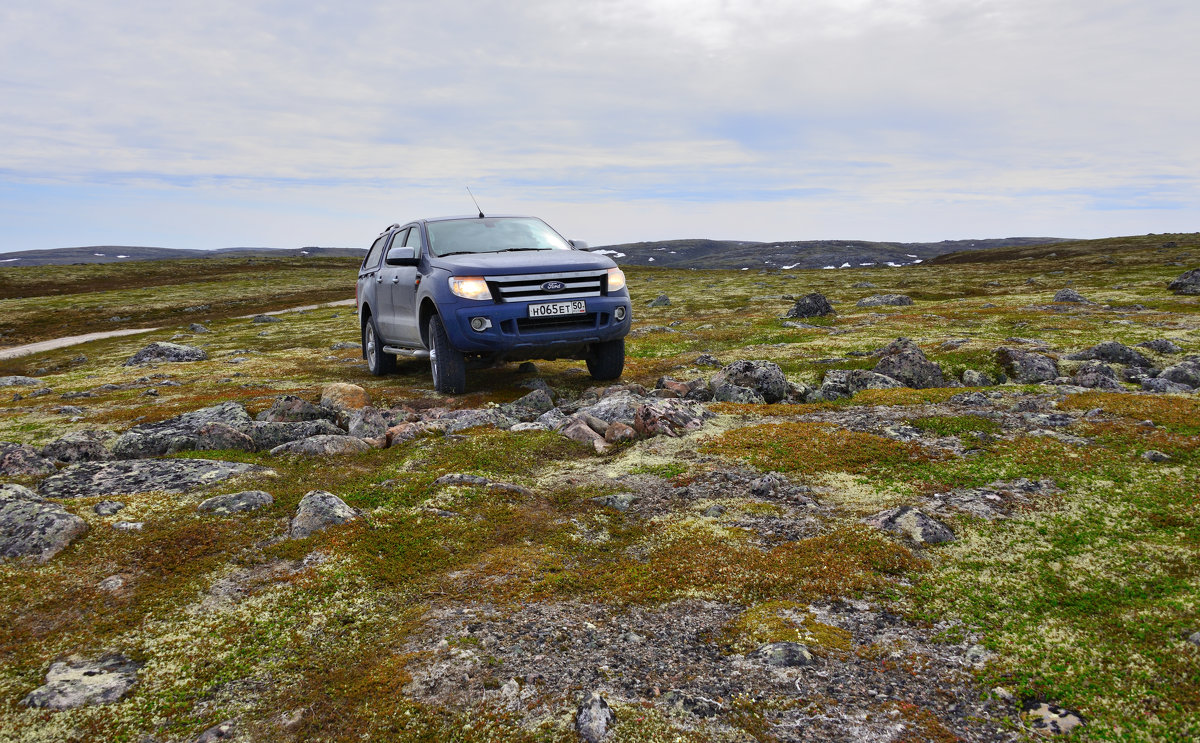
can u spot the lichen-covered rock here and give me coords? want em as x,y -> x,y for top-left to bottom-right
94,500 -> 124,516
1053,288 -> 1089,303
1066,341 -> 1151,367
751,642 -> 814,667
1167,268 -> 1200,295
711,382 -> 765,404
124,341 -> 207,366
501,388 -> 555,421
0,484 -> 88,563
961,369 -> 994,387
1138,339 -> 1183,354
856,294 -> 913,307
347,406 -> 391,439
646,293 -> 670,307
1142,377 -> 1194,394
112,402 -> 253,458
1157,358 -> 1200,388
39,459 -> 271,498
1022,702 -> 1085,735
996,347 -> 1059,383
269,435 -> 371,456
576,691 -> 614,743
290,490 -> 359,538
710,360 -> 789,403
1,442 -> 58,476
320,383 -> 371,411
256,395 -> 340,424
784,292 -> 835,318
247,419 -> 346,451
198,490 -> 274,514
867,506 -> 954,544
40,430 -> 115,463
0,376 -> 42,386
1071,361 -> 1122,390
819,369 -> 903,399
21,653 -> 141,709
873,338 -> 946,389
195,422 -> 256,452
632,398 -> 714,437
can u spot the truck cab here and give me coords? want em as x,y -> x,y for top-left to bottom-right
356,215 -> 632,394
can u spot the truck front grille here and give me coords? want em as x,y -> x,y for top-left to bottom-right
485,269 -> 608,303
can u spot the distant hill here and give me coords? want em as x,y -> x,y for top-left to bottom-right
0,245 -> 365,266
591,237 -> 1072,271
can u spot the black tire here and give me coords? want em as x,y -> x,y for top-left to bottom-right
363,314 -> 396,376
428,315 -> 466,394
586,338 -> 625,381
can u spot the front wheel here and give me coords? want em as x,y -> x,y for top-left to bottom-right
586,338 -> 625,381
428,315 -> 466,394
364,315 -> 396,376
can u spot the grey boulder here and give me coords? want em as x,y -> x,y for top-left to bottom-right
961,369 -> 994,387
819,369 -> 902,399
711,382 -> 766,404
21,653 -> 141,709
1066,341 -> 1151,367
290,490 -> 359,538
256,395 -> 340,424
646,293 -> 670,307
124,342 -> 207,366
873,338 -> 946,389
1071,361 -> 1122,390
710,360 -> 790,403
1053,288 -> 1090,303
857,294 -> 913,307
1158,358 -> 1200,388
1167,268 -> 1200,295
41,430 -> 115,463
0,376 -> 42,386
1,442 -> 58,476
867,506 -> 954,544
39,459 -> 271,498
111,402 -> 253,458
0,484 -> 88,563
751,641 -> 814,667
576,690 -> 614,743
996,347 -> 1059,383
198,490 -> 274,514
1138,339 -> 1182,354
784,292 -> 835,318
270,435 -> 371,456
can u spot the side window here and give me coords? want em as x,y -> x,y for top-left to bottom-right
386,227 -> 409,255
404,225 -> 424,254
362,235 -> 387,270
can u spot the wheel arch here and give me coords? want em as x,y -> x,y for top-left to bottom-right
418,298 -> 439,348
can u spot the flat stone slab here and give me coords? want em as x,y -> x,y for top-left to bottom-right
39,459 -> 272,499
21,653 -> 141,709
0,484 -> 88,563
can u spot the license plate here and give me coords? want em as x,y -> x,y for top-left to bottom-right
528,300 -> 586,318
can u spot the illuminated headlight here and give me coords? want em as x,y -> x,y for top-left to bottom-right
449,276 -> 491,300
607,267 -> 626,292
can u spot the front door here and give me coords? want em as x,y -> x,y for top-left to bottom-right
390,225 -> 423,344
375,228 -> 407,340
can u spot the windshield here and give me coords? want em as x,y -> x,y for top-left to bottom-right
426,217 -> 572,256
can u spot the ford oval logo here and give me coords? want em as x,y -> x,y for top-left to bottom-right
541,280 -> 566,292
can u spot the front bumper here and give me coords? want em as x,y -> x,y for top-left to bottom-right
441,295 -> 631,357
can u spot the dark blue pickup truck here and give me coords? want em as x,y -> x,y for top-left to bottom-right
356,215 -> 632,393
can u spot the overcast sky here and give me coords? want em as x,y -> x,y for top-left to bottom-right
1,0 -> 1197,251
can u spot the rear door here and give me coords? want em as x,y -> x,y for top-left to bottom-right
358,234 -> 389,319
391,224 -> 424,344
375,227 -> 408,340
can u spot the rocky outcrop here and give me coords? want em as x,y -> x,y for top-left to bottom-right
1066,341 -> 1151,367
39,459 -> 271,498
1,442 -> 58,476
996,347 -> 1059,383
111,402 -> 253,458
784,293 -> 834,318
195,422 -> 256,452
873,338 -> 946,389
709,360 -> 789,403
290,490 -> 359,538
1053,288 -> 1090,303
40,430 -> 115,463
857,294 -> 913,307
1071,361 -> 1122,390
0,484 -> 88,563
21,653 -> 141,709
124,342 -> 207,365
817,369 -> 902,399
198,490 -> 274,514
270,435 -> 371,456
1157,357 -> 1200,389
247,419 -> 345,451
867,506 -> 954,544
1167,268 -> 1200,295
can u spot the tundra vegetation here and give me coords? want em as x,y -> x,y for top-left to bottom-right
0,233 -> 1197,742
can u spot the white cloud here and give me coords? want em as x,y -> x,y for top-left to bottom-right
0,0 -> 1197,250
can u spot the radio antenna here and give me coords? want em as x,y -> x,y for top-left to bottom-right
466,186 -> 484,218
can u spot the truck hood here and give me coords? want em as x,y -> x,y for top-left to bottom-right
427,249 -> 616,276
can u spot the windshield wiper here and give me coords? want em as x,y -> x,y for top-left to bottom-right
437,251 -> 479,257
498,247 -> 550,252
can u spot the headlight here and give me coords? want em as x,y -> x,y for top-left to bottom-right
448,276 -> 492,300
607,267 -> 626,292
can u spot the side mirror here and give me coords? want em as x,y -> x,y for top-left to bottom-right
569,239 -> 588,251
385,246 -> 418,266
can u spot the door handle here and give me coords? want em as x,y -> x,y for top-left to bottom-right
375,274 -> 382,283
391,275 -> 400,284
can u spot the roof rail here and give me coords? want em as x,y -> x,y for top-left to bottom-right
378,223 -> 401,236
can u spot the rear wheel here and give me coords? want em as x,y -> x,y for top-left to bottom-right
428,315 -> 466,394
586,338 -> 625,381
364,315 -> 396,376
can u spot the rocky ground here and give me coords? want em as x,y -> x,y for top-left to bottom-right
0,235 -> 1198,742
